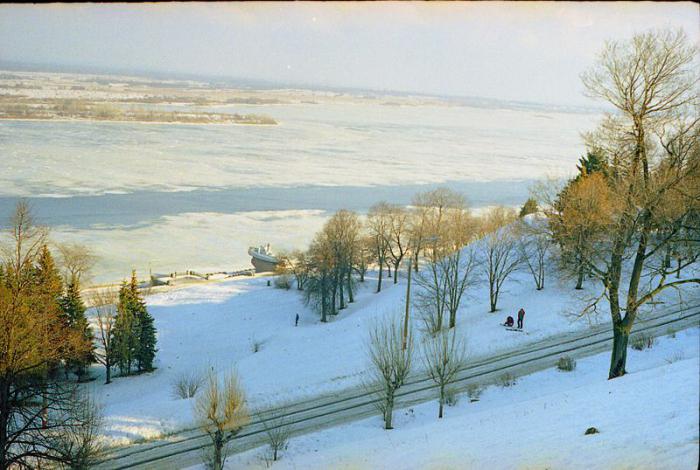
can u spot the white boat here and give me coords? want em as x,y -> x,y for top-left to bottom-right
248,244 -> 279,272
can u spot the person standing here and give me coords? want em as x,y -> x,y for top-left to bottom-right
517,308 -> 525,329
295,313 -> 300,327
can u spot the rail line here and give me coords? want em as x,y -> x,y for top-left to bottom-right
97,300 -> 700,469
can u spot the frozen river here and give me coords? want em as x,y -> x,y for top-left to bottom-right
0,101 -> 599,283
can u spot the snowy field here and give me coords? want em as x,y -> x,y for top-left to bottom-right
85,256 -> 700,447
217,327 -> 700,470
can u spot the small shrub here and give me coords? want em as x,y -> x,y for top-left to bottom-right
584,427 -> 599,435
664,351 -> 685,364
171,371 -> 204,399
274,275 -> 291,290
259,414 -> 291,467
557,355 -> 577,372
631,333 -> 655,351
251,338 -> 264,353
444,387 -> 460,407
498,373 -> 517,388
467,384 -> 483,402
666,327 -> 676,339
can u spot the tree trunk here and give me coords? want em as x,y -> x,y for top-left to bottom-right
0,377 -> 9,470
608,323 -> 629,379
339,274 -> 345,310
376,258 -> 383,293
489,283 -> 497,312
213,429 -> 224,470
346,271 -> 354,303
105,362 -> 111,385
387,263 -> 392,279
393,261 -> 400,284
438,385 -> 445,418
331,278 -> 337,315
384,391 -> 394,430
575,262 -> 584,290
414,250 -> 420,272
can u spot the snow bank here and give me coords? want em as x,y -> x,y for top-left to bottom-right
218,328 -> 700,469
86,250 -> 698,446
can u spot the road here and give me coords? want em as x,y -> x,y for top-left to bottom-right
96,300 -> 700,469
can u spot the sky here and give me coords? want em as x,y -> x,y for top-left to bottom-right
0,2 -> 698,106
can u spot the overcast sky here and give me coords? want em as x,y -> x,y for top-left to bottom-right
1,2 -> 697,106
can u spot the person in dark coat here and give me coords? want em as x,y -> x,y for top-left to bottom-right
504,316 -> 514,327
517,308 -> 525,329
295,313 -> 300,327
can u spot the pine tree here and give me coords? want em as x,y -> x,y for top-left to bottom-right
113,280 -> 137,375
128,273 -> 157,372
35,245 -> 64,307
60,281 -> 95,381
518,198 -> 538,218
112,272 -> 157,376
34,245 -> 67,372
574,151 -> 608,181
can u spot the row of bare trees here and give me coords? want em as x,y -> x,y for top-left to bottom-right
367,315 -> 467,429
277,189 -> 559,327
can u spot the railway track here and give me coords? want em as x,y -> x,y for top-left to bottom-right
96,300 -> 700,469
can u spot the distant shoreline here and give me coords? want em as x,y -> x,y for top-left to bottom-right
0,117 -> 279,126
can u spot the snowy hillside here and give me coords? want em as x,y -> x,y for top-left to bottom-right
87,257 -> 699,446
198,327 -> 700,469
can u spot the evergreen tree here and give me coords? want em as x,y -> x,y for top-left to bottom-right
60,281 -> 95,381
128,273 -> 157,372
518,198 -> 538,218
112,272 -> 157,375
34,245 -> 68,372
35,245 -> 64,307
113,279 -> 137,375
574,151 -> 607,181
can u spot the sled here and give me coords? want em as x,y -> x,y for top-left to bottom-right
505,327 -> 526,333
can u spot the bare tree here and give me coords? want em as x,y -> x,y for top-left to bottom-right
415,247 -> 478,332
304,233 -> 335,322
422,330 -> 467,418
57,242 -> 97,286
411,188 -> 468,269
89,289 -> 117,385
52,392 -> 104,470
1,200 -> 47,292
366,316 -> 413,430
258,411 -> 291,465
367,203 -> 392,293
385,205 -> 410,284
353,234 -> 373,283
286,250 -> 310,291
194,370 -> 249,470
517,217 -> 552,290
479,207 -> 521,312
565,29 -> 700,378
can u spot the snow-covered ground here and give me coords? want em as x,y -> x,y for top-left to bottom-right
85,256 -> 699,446
217,327 -> 699,469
